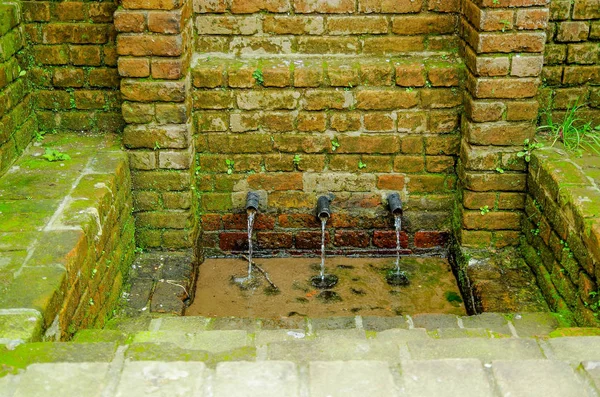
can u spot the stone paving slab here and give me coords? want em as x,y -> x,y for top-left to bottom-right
309,361 -> 397,397
132,331 -> 250,353
492,360 -> 590,397
13,362 -> 109,397
399,359 -> 494,397
407,338 -> 545,362
546,337 -> 600,362
115,361 -> 205,397
214,361 -> 298,397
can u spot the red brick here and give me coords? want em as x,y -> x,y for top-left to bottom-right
296,231 -> 330,249
222,214 -> 275,230
395,63 -> 426,87
467,75 -> 539,99
257,232 -> 293,249
414,231 -> 449,248
373,230 -> 408,249
334,231 -> 370,248
151,58 -> 185,79
53,2 -> 86,21
556,21 -> 590,42
219,232 -> 248,251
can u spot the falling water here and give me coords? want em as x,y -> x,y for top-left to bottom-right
319,216 -> 327,279
246,209 -> 256,278
394,214 -> 402,273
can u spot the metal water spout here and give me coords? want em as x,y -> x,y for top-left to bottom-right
312,195 -> 338,289
316,195 -> 331,219
245,191 -> 260,213
386,192 -> 409,286
387,193 -> 402,216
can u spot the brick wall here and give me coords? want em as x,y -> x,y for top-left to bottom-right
188,0 -> 463,255
22,0 -> 123,134
541,0 -> 600,123
0,1 -> 36,174
456,0 -> 548,249
523,147 -> 600,326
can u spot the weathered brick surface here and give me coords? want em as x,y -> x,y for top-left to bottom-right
523,147 -> 600,326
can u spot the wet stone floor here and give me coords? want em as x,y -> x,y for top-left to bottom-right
186,256 -> 466,318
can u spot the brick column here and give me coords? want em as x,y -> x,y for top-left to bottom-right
458,0 -> 549,248
115,0 -> 196,249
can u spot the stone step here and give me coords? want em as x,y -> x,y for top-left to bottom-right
2,356 -> 599,397
192,54 -> 464,90
129,312 -> 565,337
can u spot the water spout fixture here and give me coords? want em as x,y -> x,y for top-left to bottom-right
311,195 -> 338,289
387,193 -> 403,216
245,191 -> 260,213
316,195 -> 331,219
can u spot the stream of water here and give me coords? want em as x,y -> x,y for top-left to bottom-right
319,216 -> 327,279
394,214 -> 402,273
246,209 -> 256,278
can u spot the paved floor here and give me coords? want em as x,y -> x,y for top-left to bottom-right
2,313 -> 600,396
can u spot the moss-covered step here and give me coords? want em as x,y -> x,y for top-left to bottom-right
0,133 -> 135,344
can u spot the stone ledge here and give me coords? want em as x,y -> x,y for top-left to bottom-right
0,133 -> 135,343
191,54 -> 465,89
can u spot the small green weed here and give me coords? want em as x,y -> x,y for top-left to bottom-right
495,167 -> 504,173
358,160 -> 367,169
538,101 -> 600,155
480,205 -> 490,215
331,138 -> 340,151
517,138 -> 543,162
226,159 -> 235,174
252,69 -> 264,85
293,154 -> 302,168
42,148 -> 71,162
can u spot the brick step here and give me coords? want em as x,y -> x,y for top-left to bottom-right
191,54 -> 464,90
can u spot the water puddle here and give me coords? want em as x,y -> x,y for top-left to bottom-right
186,256 -> 466,318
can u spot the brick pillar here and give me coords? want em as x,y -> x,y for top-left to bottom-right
458,0 -> 549,248
115,0 -> 196,249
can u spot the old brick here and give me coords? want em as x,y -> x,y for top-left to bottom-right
463,211 -> 522,230
356,89 -> 418,110
334,231 -> 370,247
248,173 -> 303,191
330,113 -> 361,131
327,64 -> 360,87
468,76 -> 539,99
297,112 -> 326,131
122,0 -> 182,10
294,0 -> 354,13
257,232 -> 293,249
118,57 -> 150,78
556,21 -> 590,42
231,0 -> 289,13
392,15 -> 456,35
296,231 -> 330,249
373,230 -> 408,248
464,96 -> 505,122
415,231 -> 448,248
359,0 -> 423,13
264,15 -> 324,35
573,0 -> 600,20
395,63 -> 426,87
363,37 -> 425,54
117,34 -> 183,56
151,58 -> 185,79
515,8 -> 549,30
327,16 -> 388,35
148,10 -> 183,34
294,65 -> 323,87
124,124 -> 189,149
511,55 -> 544,77
122,80 -> 185,102
70,45 -> 101,66
377,174 -> 405,190
364,113 -> 395,132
